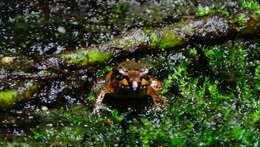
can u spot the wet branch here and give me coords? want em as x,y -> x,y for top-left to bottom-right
61,12 -> 260,68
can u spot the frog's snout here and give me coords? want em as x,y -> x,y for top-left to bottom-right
132,81 -> 138,91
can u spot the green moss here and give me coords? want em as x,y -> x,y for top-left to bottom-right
162,63 -> 187,95
231,126 -> 251,145
0,90 -> 18,106
0,82 -> 40,110
196,8 -> 229,16
186,48 -> 197,56
0,90 -> 17,99
62,49 -> 89,65
86,92 -> 96,102
96,65 -> 113,77
196,8 -> 212,16
30,105 -> 125,145
150,32 -> 159,47
63,48 -> 112,66
114,2 -> 129,15
110,109 -> 124,122
158,29 -> 183,49
147,28 -> 184,49
255,65 -> 260,92
249,111 -> 260,124
32,127 -> 84,143
240,0 -> 260,12
88,50 -> 111,63
144,29 -> 152,33
203,46 -> 224,67
255,65 -> 260,78
150,40 -> 259,146
236,13 -> 249,25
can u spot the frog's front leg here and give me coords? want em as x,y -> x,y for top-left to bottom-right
92,85 -> 114,116
147,79 -> 164,107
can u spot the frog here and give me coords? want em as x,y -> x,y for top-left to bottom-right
92,60 -> 164,115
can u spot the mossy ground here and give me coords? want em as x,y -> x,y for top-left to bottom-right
1,39 -> 259,146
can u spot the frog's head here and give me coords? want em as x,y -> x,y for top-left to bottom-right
116,60 -> 150,91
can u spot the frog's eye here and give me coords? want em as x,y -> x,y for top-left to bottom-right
119,78 -> 129,86
141,78 -> 149,86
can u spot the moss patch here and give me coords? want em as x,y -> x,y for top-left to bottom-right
0,90 -> 18,107
62,48 -> 112,66
158,29 -> 183,49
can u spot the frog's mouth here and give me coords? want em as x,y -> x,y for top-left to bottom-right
103,93 -> 153,110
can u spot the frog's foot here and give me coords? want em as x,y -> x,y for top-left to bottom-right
92,106 -> 101,116
154,97 -> 164,107
92,104 -> 113,116
146,105 -> 164,115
